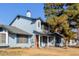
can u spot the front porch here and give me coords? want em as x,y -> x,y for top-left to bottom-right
35,35 -> 55,48
35,35 -> 78,48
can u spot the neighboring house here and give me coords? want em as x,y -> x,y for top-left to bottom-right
0,24 -> 32,48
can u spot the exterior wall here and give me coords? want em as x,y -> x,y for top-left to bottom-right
11,18 -> 42,33
8,33 -> 31,48
30,34 -> 36,48
8,33 -> 17,46
77,28 -> 79,39
0,29 -> 9,46
57,38 -> 77,47
11,17 -> 41,47
59,38 -> 64,47
11,17 -> 36,34
69,40 -> 77,46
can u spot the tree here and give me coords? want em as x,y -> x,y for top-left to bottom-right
44,3 -> 79,48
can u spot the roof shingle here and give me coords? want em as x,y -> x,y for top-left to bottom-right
0,24 -> 32,35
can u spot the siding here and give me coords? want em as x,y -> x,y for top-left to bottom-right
11,18 -> 36,34
11,17 -> 36,47
8,33 -> 31,48
8,33 -> 17,47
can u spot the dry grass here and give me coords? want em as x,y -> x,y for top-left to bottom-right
0,47 -> 79,56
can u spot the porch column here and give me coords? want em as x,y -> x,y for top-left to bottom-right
47,36 -> 49,47
39,35 -> 41,48
28,36 -> 31,48
6,31 -> 8,45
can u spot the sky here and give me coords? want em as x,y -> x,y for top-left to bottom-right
0,3 -> 45,25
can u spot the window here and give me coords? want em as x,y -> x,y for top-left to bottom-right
37,20 -> 41,31
17,35 -> 28,43
38,22 -> 41,27
0,33 -> 6,43
0,28 -> 3,32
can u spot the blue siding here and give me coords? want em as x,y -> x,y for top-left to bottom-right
8,33 -> 31,48
8,33 -> 17,47
11,18 -> 36,34
11,17 -> 36,47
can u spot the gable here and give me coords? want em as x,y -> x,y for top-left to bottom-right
9,15 -> 43,25
10,15 -> 36,34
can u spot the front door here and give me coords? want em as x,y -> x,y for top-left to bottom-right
35,35 -> 39,48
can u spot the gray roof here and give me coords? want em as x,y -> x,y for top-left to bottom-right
9,15 -> 44,25
0,24 -> 32,35
33,30 -> 53,35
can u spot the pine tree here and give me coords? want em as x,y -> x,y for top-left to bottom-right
44,3 -> 79,48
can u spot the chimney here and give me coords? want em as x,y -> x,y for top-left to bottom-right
26,10 -> 32,17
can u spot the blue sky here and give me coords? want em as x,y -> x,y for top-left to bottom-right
0,3 -> 45,25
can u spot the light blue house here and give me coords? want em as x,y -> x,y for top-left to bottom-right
0,10 -> 78,48
9,11 -> 55,48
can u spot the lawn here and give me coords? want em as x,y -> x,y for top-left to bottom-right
0,47 -> 79,56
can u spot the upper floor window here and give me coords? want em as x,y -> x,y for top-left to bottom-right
36,20 -> 41,31
38,22 -> 41,27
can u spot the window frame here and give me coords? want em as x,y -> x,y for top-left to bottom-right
0,33 -> 6,43
17,35 -> 28,43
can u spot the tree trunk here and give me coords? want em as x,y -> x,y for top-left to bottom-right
64,38 -> 68,49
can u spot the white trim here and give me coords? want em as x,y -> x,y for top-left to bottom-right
0,32 -> 6,33
6,31 -> 8,45
36,20 -> 42,32
47,36 -> 49,47
0,31 -> 8,45
28,36 -> 31,47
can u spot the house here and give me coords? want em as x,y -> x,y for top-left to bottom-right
0,10 -> 77,48
9,10 -> 55,48
0,24 -> 32,48
9,10 -> 76,48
